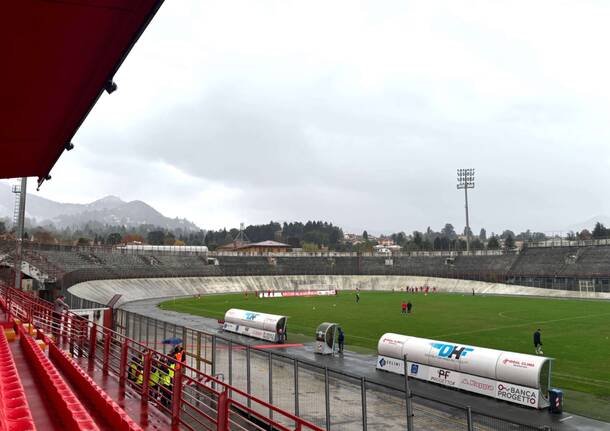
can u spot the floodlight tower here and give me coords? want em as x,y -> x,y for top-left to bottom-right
12,178 -> 27,290
457,169 -> 475,253
233,222 -> 249,243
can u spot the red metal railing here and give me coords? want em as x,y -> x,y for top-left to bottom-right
0,283 -> 323,431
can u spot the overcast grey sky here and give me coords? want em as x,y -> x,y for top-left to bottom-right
16,1 -> 610,234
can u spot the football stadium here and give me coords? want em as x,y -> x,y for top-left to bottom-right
3,2 -> 610,431
2,242 -> 609,430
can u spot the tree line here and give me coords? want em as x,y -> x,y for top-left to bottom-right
4,216 -> 610,251
204,221 -> 344,251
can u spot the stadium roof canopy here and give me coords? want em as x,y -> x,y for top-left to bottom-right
1,1 -> 165,186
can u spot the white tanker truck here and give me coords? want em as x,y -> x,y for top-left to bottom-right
377,333 -> 553,409
223,308 -> 287,343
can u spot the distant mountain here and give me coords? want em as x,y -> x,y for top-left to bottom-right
565,215 -> 610,233
0,182 -> 199,231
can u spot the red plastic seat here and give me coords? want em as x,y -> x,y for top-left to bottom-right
49,343 -> 143,431
18,325 -> 99,431
0,330 -> 36,431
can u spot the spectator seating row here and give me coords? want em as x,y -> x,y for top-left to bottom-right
48,343 -> 142,431
511,247 -> 576,276
18,325 -> 100,431
560,246 -> 610,276
15,244 -> 610,292
0,329 -> 36,431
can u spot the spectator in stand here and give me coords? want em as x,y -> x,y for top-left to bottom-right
172,345 -> 186,373
159,359 -> 171,407
128,355 -> 143,384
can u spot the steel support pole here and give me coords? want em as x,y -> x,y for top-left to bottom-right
182,326 -> 187,361
146,316 -> 150,346
211,335 -> 216,377
246,346 -> 251,409
228,340 -> 233,387
294,359 -> 299,416
467,406 -> 473,431
141,352 -> 152,404
102,330 -> 111,376
216,390 -> 229,431
119,341 -> 129,389
361,377 -> 368,431
88,324 -> 97,370
196,332 -> 201,372
153,316 -> 158,348
325,367 -> 331,430
14,177 -> 27,290
404,355 -> 414,431
268,351 -> 273,419
465,186 -> 470,253
171,366 -> 184,428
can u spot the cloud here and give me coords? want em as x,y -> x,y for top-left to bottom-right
28,0 -> 610,234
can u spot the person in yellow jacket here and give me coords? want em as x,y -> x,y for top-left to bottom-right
158,358 -> 173,408
149,361 -> 161,400
128,355 -> 143,385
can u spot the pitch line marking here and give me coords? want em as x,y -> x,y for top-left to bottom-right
559,416 -> 573,422
553,372 -> 610,386
434,312 -> 610,339
497,310 -> 521,320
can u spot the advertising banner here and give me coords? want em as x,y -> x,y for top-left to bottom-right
223,322 -> 278,342
406,361 -> 431,381
258,289 -> 336,298
376,355 -> 406,374
495,382 -> 539,407
458,374 -> 497,398
376,355 -> 541,408
377,332 -> 550,403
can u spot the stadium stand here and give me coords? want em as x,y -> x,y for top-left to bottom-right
509,247 -> 578,276
561,246 -> 610,276
3,240 -> 610,294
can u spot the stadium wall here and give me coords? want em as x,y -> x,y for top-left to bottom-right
68,275 -> 610,308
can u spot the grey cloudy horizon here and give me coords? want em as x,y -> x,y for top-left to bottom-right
15,0 -> 610,235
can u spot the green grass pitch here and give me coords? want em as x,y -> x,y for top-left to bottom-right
159,291 -> 610,420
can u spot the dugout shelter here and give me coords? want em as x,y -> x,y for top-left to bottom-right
377,333 -> 553,409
